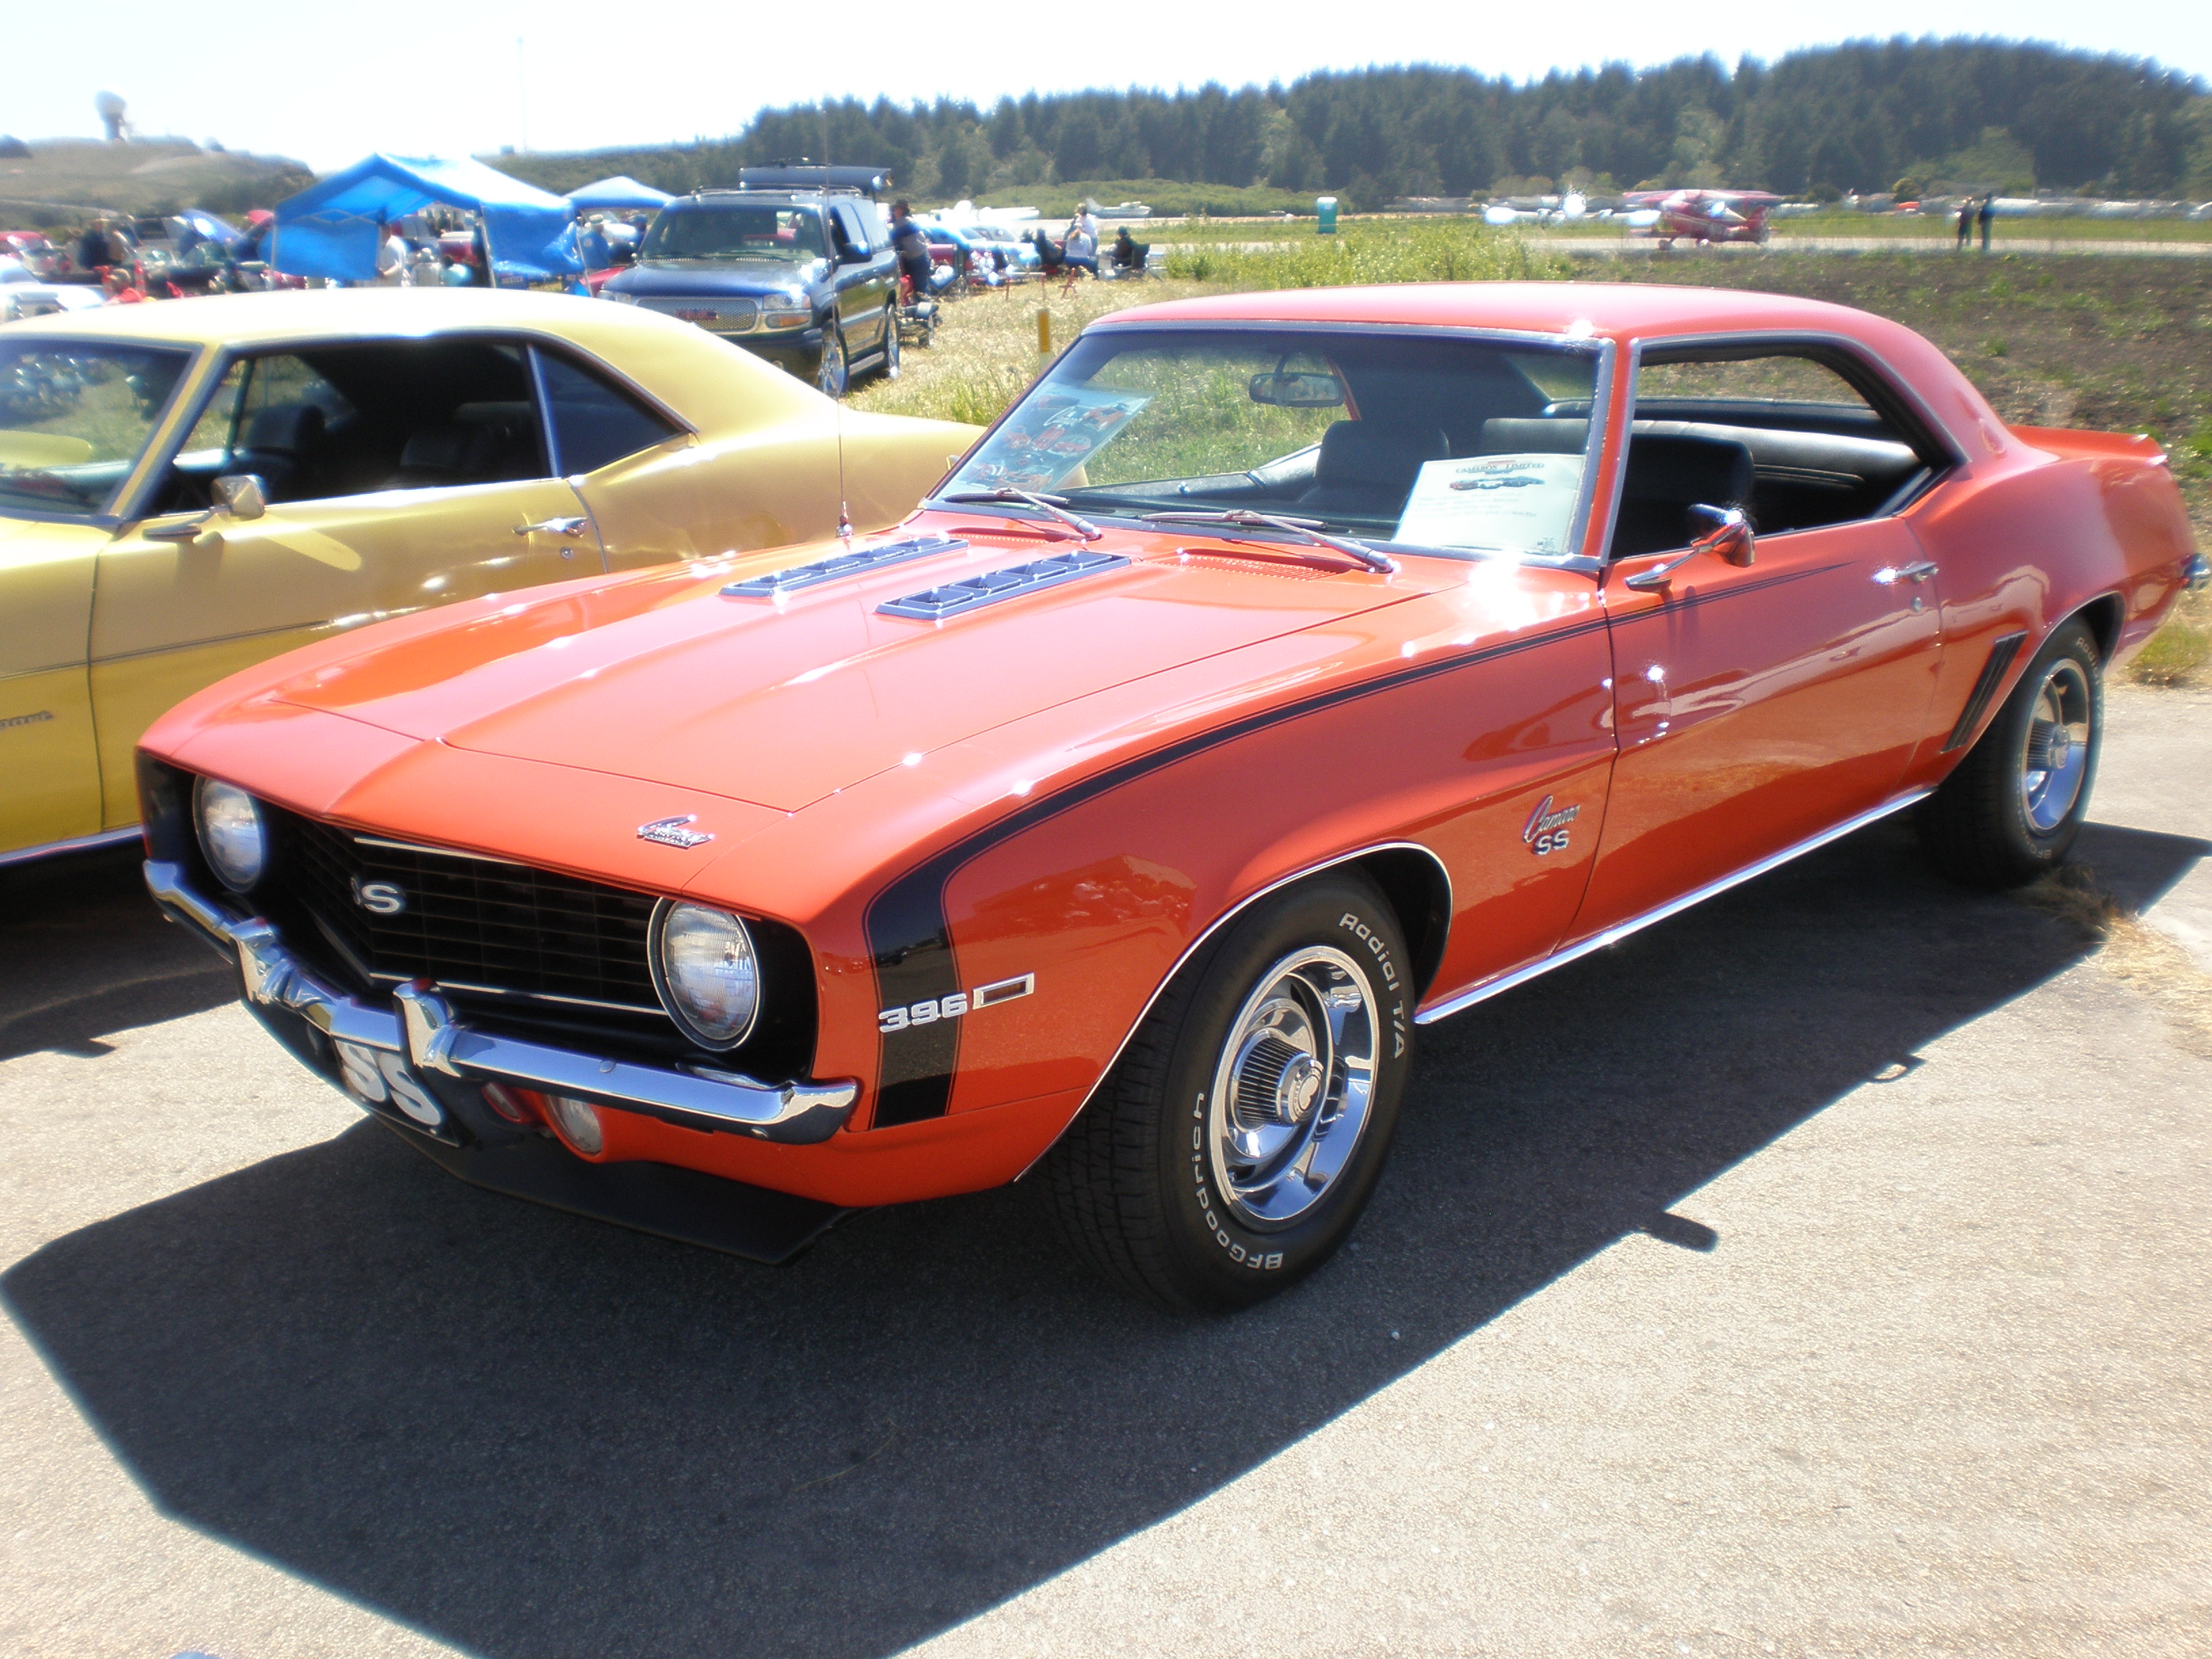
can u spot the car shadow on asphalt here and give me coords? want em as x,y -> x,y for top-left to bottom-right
4,816 -> 2205,1659
0,845 -> 234,1062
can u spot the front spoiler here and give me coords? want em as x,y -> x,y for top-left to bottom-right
144,861 -> 859,1146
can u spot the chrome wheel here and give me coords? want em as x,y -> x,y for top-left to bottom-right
816,325 -> 847,398
1206,945 -> 1378,1229
2020,657 -> 2092,834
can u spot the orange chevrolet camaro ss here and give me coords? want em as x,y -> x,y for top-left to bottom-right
135,283 -> 2205,1309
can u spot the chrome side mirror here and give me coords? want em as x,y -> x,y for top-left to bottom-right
212,472 -> 268,520
1622,503 -> 1755,591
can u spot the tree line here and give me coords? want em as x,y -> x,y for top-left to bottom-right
505,38 -> 2212,209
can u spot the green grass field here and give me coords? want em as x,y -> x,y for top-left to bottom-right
853,238 -> 2211,684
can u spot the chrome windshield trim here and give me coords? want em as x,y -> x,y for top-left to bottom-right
144,861 -> 857,1145
1414,789 -> 1932,1026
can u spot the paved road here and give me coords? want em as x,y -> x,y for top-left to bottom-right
3,687 -> 2208,1659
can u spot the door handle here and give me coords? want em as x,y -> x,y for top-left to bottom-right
514,516 -> 590,537
1872,560 -> 1938,585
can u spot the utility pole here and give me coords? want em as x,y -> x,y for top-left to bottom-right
517,36 -> 529,152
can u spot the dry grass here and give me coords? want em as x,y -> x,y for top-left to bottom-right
2022,863 -> 2212,1056
850,276 -> 1217,428
2130,587 -> 2212,687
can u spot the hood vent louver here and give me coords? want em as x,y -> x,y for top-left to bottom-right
722,533 -> 968,600
876,548 -> 1130,621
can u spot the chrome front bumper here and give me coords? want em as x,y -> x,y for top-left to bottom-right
145,861 -> 859,1145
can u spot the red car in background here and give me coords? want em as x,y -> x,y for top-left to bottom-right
1,231 -> 73,279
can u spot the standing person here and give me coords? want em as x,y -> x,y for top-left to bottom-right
889,200 -> 933,305
375,222 -> 410,285
1978,192 -> 1996,252
1955,199 -> 1974,250
579,213 -> 613,272
76,216 -> 118,272
1073,203 -> 1099,248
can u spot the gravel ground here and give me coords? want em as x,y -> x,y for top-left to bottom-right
2,686 -> 2207,1659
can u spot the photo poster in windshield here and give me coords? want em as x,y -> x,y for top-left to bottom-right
1393,453 -> 1584,556
961,386 -> 1151,491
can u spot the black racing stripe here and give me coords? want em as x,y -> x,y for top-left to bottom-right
861,611 -> 1615,1126
1942,631 -> 2027,752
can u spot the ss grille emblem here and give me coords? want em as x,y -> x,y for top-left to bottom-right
352,877 -> 408,916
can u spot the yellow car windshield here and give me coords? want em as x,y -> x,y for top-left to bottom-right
0,342 -> 193,516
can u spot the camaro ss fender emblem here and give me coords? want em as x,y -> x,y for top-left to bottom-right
880,973 -> 1035,1033
638,815 -> 714,849
351,878 -> 408,916
1523,794 -> 1582,857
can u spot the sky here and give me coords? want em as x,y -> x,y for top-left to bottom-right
7,0 -> 2208,173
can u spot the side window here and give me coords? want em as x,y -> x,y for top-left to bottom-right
176,361 -> 247,470
175,353 -> 359,507
1619,348 -> 1928,552
535,350 -> 682,476
831,203 -> 872,256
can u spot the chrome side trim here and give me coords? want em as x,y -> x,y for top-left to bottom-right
144,861 -> 857,1145
1414,789 -> 1932,1026
0,825 -> 142,869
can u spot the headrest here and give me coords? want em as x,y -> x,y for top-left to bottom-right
1622,434 -> 1753,507
398,422 -> 491,476
1314,422 -> 1449,485
243,402 -> 325,454
1475,417 -> 1588,455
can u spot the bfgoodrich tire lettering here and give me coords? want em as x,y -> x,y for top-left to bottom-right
1918,619 -> 2103,890
1041,873 -> 1413,1311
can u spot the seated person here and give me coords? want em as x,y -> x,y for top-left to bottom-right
1061,219 -> 1099,275
1111,227 -> 1148,275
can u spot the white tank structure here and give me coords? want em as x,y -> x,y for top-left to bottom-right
94,90 -> 129,144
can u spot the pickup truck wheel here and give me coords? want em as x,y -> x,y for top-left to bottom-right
1041,874 -> 1412,1311
1918,619 -> 2102,889
815,321 -> 848,399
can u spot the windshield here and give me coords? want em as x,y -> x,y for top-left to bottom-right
0,340 -> 194,516
641,205 -> 827,262
944,328 -> 1602,560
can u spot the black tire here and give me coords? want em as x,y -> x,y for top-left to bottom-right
815,319 -> 848,399
1918,619 -> 2103,889
1041,873 -> 1414,1311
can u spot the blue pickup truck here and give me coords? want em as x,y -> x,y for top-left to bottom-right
598,186 -> 897,398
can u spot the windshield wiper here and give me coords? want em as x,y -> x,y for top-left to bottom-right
941,487 -> 1105,542
1140,509 -> 1396,574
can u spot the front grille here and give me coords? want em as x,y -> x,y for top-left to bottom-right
272,812 -> 662,1016
640,295 -> 759,332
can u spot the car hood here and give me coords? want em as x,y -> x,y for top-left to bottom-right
609,258 -> 825,297
262,523 -> 1455,814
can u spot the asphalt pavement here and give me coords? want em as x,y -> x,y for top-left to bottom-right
3,684 -> 2207,1659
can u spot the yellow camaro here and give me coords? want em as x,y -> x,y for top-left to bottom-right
0,289 -> 978,865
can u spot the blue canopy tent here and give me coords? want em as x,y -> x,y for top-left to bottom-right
567,175 -> 673,211
272,154 -> 580,283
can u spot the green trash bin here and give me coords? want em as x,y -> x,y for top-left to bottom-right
1316,196 -> 1338,234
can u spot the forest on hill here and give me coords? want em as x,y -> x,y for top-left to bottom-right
502,38 -> 2212,210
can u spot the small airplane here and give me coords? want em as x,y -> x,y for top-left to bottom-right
1624,188 -> 1781,248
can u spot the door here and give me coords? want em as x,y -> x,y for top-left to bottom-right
829,202 -> 893,356
540,346 -> 840,570
1570,343 -> 1947,937
0,520 -> 104,855
88,341 -> 602,827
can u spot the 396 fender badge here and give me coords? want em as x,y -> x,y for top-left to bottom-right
638,815 -> 714,849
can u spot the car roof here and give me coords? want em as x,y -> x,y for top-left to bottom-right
0,287 -> 678,349
0,288 -> 825,432
1101,281 -> 1892,345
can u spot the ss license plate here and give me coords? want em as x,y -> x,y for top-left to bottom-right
333,1039 -> 452,1137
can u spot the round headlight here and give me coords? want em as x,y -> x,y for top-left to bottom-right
194,778 -> 268,891
651,901 -> 761,1049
